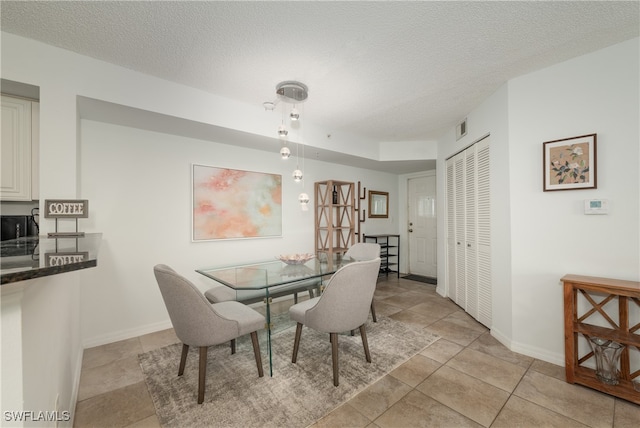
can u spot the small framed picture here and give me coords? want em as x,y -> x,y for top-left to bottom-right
368,190 -> 389,218
543,134 -> 597,191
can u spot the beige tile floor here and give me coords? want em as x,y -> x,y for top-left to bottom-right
74,276 -> 640,427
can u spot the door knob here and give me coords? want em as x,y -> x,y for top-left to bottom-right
408,229 -> 413,233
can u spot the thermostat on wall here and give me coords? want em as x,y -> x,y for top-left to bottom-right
584,199 -> 609,215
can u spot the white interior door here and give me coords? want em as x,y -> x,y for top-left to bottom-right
408,173 -> 437,277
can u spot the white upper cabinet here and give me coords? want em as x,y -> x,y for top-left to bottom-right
1,95 -> 39,201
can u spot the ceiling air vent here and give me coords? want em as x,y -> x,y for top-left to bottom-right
456,118 -> 467,141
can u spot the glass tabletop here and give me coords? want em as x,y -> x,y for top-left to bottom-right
196,256 -> 350,291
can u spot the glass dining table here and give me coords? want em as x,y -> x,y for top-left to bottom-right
196,256 -> 352,376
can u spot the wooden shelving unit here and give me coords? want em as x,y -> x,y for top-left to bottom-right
315,180 -> 355,260
364,234 -> 400,278
561,274 -> 640,404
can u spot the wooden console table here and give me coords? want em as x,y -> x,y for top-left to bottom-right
561,274 -> 640,404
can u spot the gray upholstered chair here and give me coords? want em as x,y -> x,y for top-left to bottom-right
289,257 -> 381,386
345,243 -> 381,323
345,242 -> 380,261
153,264 -> 264,404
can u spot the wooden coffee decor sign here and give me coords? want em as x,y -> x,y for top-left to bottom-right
44,200 -> 89,218
45,199 -> 89,237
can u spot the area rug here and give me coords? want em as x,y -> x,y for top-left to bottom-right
403,274 -> 438,285
139,316 -> 439,428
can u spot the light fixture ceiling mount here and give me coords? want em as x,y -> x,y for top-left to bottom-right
276,81 -> 308,104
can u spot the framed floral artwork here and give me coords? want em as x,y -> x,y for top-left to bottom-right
192,164 -> 282,241
543,133 -> 597,191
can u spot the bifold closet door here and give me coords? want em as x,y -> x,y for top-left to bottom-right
454,152 -> 467,310
446,158 -> 457,303
475,138 -> 491,327
445,137 -> 491,328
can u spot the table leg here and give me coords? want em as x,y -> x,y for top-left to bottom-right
265,290 -> 273,377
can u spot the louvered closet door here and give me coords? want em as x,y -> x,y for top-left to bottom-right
453,152 -> 466,310
445,137 -> 491,328
464,146 -> 479,319
476,139 -> 491,326
446,158 -> 457,303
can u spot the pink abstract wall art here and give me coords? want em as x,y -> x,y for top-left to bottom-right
192,164 -> 282,240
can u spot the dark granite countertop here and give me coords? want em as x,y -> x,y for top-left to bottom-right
1,233 -> 101,285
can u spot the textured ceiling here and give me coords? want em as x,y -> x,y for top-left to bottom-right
1,1 -> 639,168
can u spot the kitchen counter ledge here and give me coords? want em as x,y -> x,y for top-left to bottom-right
1,233 -> 101,285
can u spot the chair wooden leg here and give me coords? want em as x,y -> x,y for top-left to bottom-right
292,322 -> 303,363
350,330 -> 355,336
250,331 -> 264,377
371,301 -> 377,322
230,338 -> 236,354
198,347 -> 208,404
331,332 -> 339,386
294,293 -> 299,304
178,343 -> 189,376
360,325 -> 372,363
308,289 -> 314,299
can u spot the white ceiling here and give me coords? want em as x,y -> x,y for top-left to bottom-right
1,1 -> 638,173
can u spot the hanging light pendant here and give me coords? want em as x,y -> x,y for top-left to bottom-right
298,192 -> 310,211
292,168 -> 303,182
280,145 -> 291,159
290,107 -> 300,121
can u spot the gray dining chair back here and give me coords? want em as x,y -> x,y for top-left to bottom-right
153,264 -> 264,403
345,242 -> 381,323
289,257 -> 381,386
345,242 -> 380,261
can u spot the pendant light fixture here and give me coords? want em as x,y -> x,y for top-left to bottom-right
280,146 -> 291,159
290,106 -> 300,121
298,192 -> 310,211
264,81 -> 310,210
297,135 -> 309,210
266,81 -> 308,162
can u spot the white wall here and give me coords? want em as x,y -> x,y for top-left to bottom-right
507,37 -> 639,362
78,120 -> 399,346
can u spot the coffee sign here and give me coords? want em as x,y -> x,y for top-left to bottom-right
44,200 -> 89,218
45,252 -> 89,267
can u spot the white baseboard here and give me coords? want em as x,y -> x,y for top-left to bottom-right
491,328 -> 565,367
82,294 -> 300,349
82,319 -> 173,349
510,340 -> 565,367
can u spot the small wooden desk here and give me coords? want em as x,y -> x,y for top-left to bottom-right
561,274 -> 640,404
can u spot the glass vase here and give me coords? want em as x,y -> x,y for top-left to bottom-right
588,337 -> 625,385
